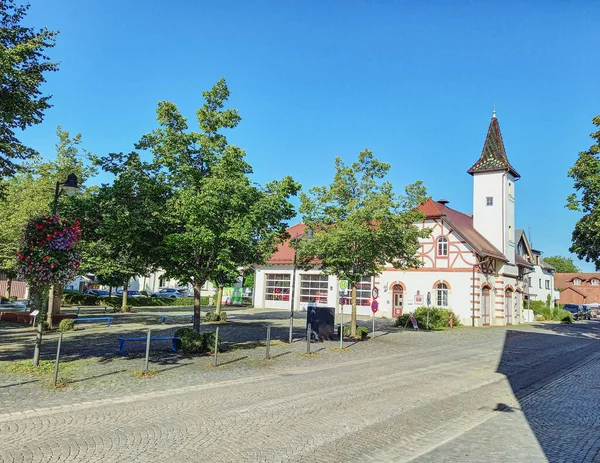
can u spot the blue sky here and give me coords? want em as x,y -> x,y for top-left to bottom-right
22,0 -> 600,269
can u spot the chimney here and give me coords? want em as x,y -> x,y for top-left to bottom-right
437,199 -> 449,206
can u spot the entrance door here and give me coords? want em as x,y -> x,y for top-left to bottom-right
392,284 -> 403,317
481,287 -> 490,326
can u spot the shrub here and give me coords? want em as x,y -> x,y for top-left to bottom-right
173,328 -> 221,354
62,294 -> 208,307
343,325 -> 369,339
139,290 -> 148,296
561,314 -> 573,324
395,307 -> 461,330
58,319 -> 74,332
204,311 -> 227,322
219,311 -> 227,322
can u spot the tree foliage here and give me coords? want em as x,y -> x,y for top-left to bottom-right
0,0 -> 59,179
298,149 -> 430,336
567,116 -> 600,269
543,255 -> 580,274
136,79 -> 299,329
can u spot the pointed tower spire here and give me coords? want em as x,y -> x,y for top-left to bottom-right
492,102 -> 496,118
467,114 -> 520,178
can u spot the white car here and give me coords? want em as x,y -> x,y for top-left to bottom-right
150,288 -> 188,298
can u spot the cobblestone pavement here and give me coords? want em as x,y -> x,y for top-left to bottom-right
0,310 -> 599,462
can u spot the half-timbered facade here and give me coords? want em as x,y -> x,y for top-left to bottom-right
254,112 -> 552,326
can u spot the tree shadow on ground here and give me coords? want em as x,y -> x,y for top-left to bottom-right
496,320 -> 600,462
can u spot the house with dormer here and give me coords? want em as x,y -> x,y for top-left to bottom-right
555,273 -> 600,305
254,112 -> 553,326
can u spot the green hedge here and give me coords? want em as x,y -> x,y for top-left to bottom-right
395,306 -> 461,330
62,294 -> 209,307
174,328 -> 221,354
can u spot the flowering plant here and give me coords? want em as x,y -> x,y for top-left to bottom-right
17,216 -> 82,288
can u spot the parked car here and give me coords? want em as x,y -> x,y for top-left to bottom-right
84,289 -> 110,297
563,304 -> 583,321
581,305 -> 592,320
115,290 -> 142,298
150,288 -> 187,298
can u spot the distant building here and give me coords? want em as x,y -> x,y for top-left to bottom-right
555,273 -> 600,305
254,112 -> 556,326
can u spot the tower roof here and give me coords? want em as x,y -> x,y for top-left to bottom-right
467,114 -> 520,178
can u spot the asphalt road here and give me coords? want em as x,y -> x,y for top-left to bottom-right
1,320 -> 599,462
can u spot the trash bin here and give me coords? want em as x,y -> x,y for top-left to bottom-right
306,305 -> 335,341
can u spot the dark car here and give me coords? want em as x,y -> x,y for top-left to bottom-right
581,305 -> 592,320
115,290 -> 142,298
84,289 -> 110,297
563,304 -> 583,321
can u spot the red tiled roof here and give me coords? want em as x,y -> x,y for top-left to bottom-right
554,273 -> 600,289
418,199 -> 506,261
266,223 -> 308,265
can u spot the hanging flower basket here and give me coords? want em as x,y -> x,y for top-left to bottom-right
17,216 -> 82,289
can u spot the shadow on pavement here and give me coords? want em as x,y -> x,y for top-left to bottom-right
496,320 -> 600,462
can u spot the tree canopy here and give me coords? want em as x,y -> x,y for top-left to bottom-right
0,0 -> 59,180
567,116 -> 600,269
543,255 -> 580,274
298,149 -> 430,336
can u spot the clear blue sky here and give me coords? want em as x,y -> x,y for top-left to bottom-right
21,0 -> 600,269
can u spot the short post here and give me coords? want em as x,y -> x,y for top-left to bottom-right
372,314 -> 375,339
213,326 -> 219,367
144,330 -> 151,372
288,314 -> 293,344
53,332 -> 63,386
266,325 -> 271,360
339,309 -> 343,350
306,323 -> 311,354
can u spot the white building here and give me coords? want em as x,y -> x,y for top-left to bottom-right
255,112 -> 555,326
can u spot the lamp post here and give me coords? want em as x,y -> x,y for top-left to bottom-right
288,228 -> 313,344
33,173 -> 80,367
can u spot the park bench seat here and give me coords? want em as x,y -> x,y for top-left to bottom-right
73,317 -> 112,327
161,314 -> 194,325
118,337 -> 181,356
77,306 -> 109,315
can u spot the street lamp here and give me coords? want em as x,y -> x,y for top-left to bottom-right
52,173 -> 80,216
289,228 -> 313,344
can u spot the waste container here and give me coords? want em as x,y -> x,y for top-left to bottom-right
306,305 -> 335,341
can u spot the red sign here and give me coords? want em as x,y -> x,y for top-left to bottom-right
372,287 -> 379,299
371,300 -> 379,313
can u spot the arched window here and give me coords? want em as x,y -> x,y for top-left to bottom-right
437,237 -> 448,256
436,283 -> 448,306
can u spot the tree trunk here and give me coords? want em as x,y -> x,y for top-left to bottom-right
121,277 -> 129,311
32,288 -> 48,367
53,287 -> 63,315
46,285 -> 55,327
215,286 -> 223,316
350,284 -> 357,337
193,281 -> 202,332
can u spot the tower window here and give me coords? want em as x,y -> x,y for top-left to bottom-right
486,197 -> 493,206
437,237 -> 448,256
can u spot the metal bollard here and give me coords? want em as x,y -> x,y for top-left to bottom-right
144,330 -> 151,372
339,310 -> 343,350
213,326 -> 219,367
266,325 -> 271,359
306,323 -> 311,354
372,315 -> 375,339
288,314 -> 293,344
53,332 -> 63,386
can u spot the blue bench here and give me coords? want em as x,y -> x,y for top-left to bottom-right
118,337 -> 181,356
77,306 -> 109,315
161,314 -> 194,325
73,316 -> 113,327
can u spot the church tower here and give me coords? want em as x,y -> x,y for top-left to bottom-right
468,111 -> 520,266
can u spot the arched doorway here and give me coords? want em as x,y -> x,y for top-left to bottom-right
505,289 -> 513,325
481,286 -> 491,326
392,284 -> 404,317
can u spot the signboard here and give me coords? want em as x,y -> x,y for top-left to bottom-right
414,294 -> 424,305
339,280 -> 348,295
410,315 -> 419,330
426,292 -> 431,307
372,287 -> 379,299
371,300 -> 379,313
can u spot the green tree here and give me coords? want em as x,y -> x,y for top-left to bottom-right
543,255 -> 581,274
0,1 -> 59,180
71,152 -> 170,311
298,150 -> 430,337
137,79 -> 299,330
567,116 -> 600,269
0,126 -> 94,299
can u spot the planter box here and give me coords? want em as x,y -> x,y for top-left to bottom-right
0,312 -> 77,326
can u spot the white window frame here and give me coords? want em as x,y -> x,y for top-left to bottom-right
545,280 -> 550,290
265,273 -> 291,301
437,237 -> 448,257
592,279 -> 599,286
436,283 -> 448,307
486,197 -> 493,206
574,278 -> 581,286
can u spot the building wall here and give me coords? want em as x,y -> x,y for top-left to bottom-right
526,265 -> 555,306
559,287 -> 586,305
473,171 -> 505,256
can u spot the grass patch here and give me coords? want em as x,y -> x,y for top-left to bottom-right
132,369 -> 160,379
0,358 -> 90,376
327,347 -> 352,353
298,352 -> 322,358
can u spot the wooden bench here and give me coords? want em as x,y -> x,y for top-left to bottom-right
77,305 -> 109,315
160,314 -> 194,325
73,316 -> 113,327
118,337 -> 181,356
